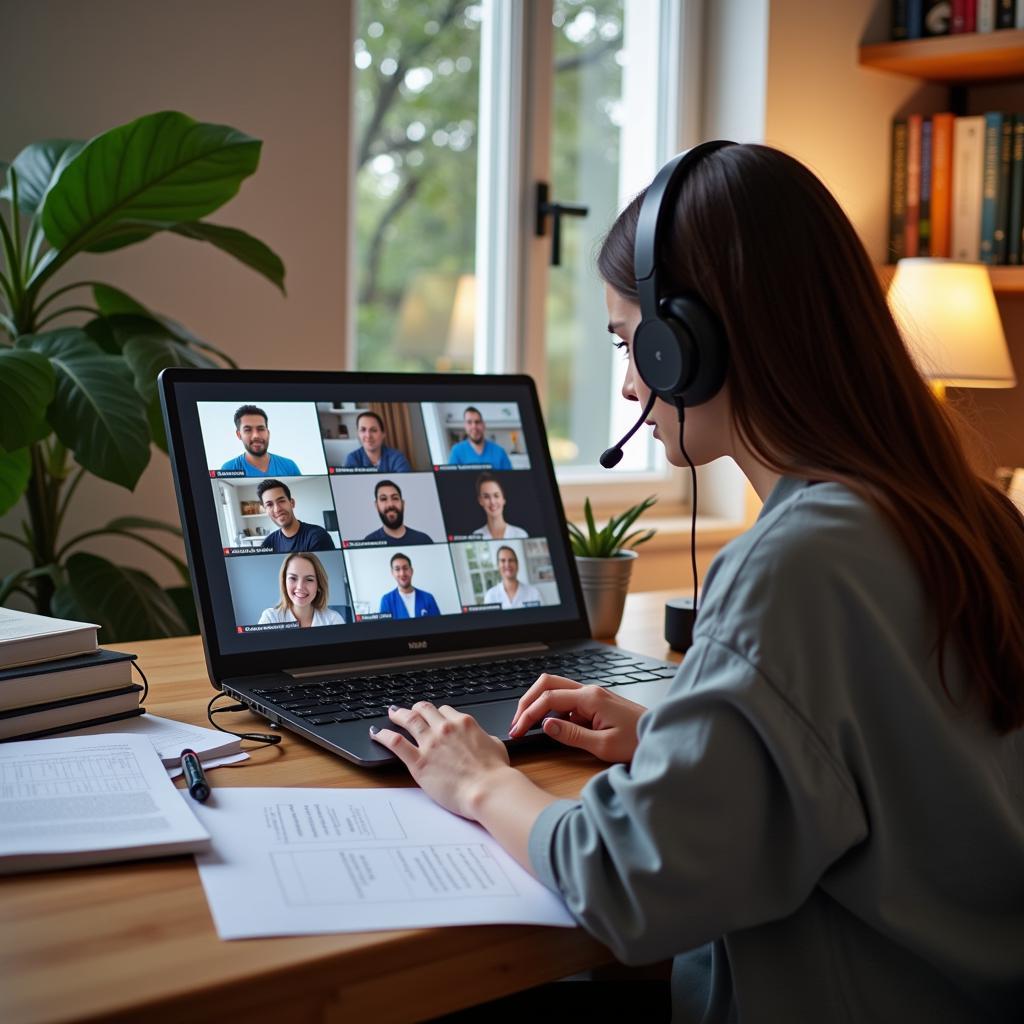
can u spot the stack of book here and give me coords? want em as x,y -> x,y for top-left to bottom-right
892,1 -> 1024,39
0,609 -> 142,741
888,112 -> 1024,265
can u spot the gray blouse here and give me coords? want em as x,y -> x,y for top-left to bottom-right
529,476 -> 1024,1022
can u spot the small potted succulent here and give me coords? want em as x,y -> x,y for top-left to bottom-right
568,495 -> 657,637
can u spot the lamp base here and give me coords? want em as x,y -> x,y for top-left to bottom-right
664,596 -> 696,653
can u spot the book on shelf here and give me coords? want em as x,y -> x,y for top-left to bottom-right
995,115 -> 1015,263
889,0 -> 1024,35
0,648 -> 135,712
923,0 -> 952,35
905,114 -> 923,257
920,117 -> 935,255
952,115 -> 986,261
892,110 -> 1023,268
981,112 -> 1004,264
889,118 -> 909,261
0,608 -> 97,670
1009,118 -> 1024,264
931,113 -> 955,257
0,733 -> 210,874
0,685 -> 143,742
950,0 -> 977,32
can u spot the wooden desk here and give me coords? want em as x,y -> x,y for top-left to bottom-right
1,591 -> 682,1024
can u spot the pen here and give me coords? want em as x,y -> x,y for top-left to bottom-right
181,748 -> 210,802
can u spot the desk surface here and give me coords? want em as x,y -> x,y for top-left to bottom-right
1,590 -> 682,1024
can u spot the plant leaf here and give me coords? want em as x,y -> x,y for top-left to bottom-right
51,551 -> 188,642
93,283 -> 151,317
0,140 -> 83,213
171,222 -> 285,293
121,333 -> 218,404
103,515 -> 182,536
0,349 -> 55,450
22,328 -> 151,488
39,111 -> 261,256
93,285 -> 238,368
165,584 -> 199,634
0,447 -> 30,516
583,498 -> 598,542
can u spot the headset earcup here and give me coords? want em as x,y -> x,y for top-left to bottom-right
659,295 -> 728,407
633,316 -> 692,400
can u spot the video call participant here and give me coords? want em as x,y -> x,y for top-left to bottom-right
220,405 -> 301,477
363,479 -> 433,546
343,411 -> 412,472
256,479 -> 334,553
471,473 -> 528,540
378,553 -> 441,619
448,406 -> 512,469
483,546 -> 541,609
257,552 -> 345,628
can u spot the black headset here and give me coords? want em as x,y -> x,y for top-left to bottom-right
631,140 -> 735,409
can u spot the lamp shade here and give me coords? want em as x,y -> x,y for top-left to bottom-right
887,258 -> 1016,388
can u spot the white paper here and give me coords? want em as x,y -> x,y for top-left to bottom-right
189,787 -> 575,939
0,733 -> 210,873
167,752 -> 249,779
64,713 -> 248,771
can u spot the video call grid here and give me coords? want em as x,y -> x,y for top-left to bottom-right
197,399 -> 559,633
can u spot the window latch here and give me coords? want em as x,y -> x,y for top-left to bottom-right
535,182 -> 589,266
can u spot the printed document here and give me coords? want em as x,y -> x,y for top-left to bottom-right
0,733 -> 210,873
65,713 -> 249,776
189,787 -> 575,938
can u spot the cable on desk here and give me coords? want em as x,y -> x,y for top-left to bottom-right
207,692 -> 282,747
132,659 -> 149,704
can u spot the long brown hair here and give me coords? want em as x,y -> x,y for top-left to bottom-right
599,143 -> 1024,733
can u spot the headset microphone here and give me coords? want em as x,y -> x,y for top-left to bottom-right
600,394 -> 656,469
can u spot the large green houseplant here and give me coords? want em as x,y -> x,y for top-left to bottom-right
0,111 -> 284,641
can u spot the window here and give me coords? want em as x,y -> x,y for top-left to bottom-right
351,0 -> 695,494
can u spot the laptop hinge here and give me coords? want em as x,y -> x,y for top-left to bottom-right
285,641 -> 552,679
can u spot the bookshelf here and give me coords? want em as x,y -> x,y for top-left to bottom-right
859,30 -> 1024,293
859,30 -> 1024,82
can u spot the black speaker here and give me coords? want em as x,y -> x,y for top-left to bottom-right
632,141 -> 734,408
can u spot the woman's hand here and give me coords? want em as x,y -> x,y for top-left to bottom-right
370,702 -> 512,820
508,674 -> 645,764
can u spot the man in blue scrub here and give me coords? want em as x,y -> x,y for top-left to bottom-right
363,479 -> 433,546
257,479 -> 334,552
343,412 -> 412,472
448,407 -> 512,469
379,553 -> 441,618
220,405 -> 301,476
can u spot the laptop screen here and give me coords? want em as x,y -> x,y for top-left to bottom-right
160,371 -> 589,677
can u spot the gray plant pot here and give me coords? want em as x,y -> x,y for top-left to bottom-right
575,550 -> 638,638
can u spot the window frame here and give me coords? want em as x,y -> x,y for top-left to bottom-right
346,0 -> 706,512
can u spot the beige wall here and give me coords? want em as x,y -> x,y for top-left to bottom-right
0,0 -> 352,594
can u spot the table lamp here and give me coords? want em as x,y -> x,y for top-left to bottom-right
887,258 -> 1017,400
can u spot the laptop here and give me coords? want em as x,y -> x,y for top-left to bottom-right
159,369 -> 678,767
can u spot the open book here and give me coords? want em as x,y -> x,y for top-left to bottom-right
0,733 -> 210,874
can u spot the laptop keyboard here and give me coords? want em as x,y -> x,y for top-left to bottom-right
250,650 -> 677,727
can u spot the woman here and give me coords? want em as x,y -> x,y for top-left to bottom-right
470,473 -> 528,540
370,145 -> 1024,1022
483,545 -> 542,610
258,552 -> 345,628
